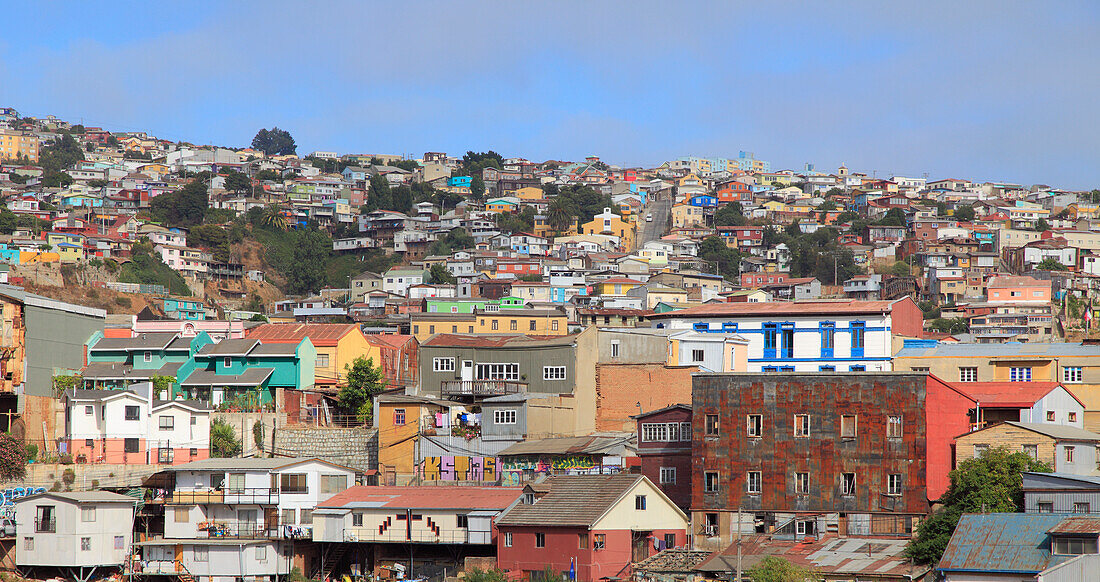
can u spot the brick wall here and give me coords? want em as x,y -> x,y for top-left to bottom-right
595,364 -> 696,431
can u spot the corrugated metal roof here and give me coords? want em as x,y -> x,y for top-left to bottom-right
1048,516 -> 1100,534
647,299 -> 902,319
896,341 -> 1100,359
938,513 -> 1071,574
696,534 -> 927,578
495,474 -> 643,527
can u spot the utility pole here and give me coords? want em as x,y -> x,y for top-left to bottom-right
736,507 -> 742,582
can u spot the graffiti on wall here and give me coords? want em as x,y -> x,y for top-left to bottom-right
420,456 -> 498,482
0,486 -> 47,518
499,455 -> 624,485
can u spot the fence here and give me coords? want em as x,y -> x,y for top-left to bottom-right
96,281 -> 169,295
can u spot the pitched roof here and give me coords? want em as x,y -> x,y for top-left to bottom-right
318,485 -> 521,511
246,323 -> 358,346
697,534 -> 925,578
957,382 -> 1072,408
938,513 -> 1072,574
495,474 -> 644,527
988,275 -> 1050,289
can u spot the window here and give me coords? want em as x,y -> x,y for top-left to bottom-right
959,367 -> 978,382
887,474 -> 902,495
529,320 -> 536,331
455,514 -> 468,529
256,546 -> 267,561
85,405 -> 93,415
429,325 -> 435,335
819,365 -> 835,372
175,506 -> 190,523
320,475 -> 348,494
393,409 -> 406,425
228,473 -> 245,493
840,415 -> 857,438
1066,446 -> 1076,463
691,349 -> 705,362
124,438 -> 139,453
781,325 -> 794,359
510,320 -> 517,331
887,416 -> 903,438
610,341 -> 620,358
593,534 -> 606,550
491,320 -> 499,330
1038,502 -> 1054,513
1064,367 -> 1083,383
282,509 -> 296,524
746,414 -> 762,437
223,357 -> 231,368
81,507 -> 96,522
635,495 -> 647,510
433,357 -> 456,372
578,533 -> 588,549
1047,411 -> 1056,422
551,320 -> 558,331
1023,444 -> 1038,459
841,473 -> 856,496
194,546 -> 208,562
124,406 -> 140,421
693,322 -> 708,332
279,473 -> 308,493
747,471 -> 761,494
352,512 -> 363,527
494,409 -> 517,425
475,363 -> 519,380
763,323 -> 778,358
660,467 -> 677,485
641,423 -> 683,442
535,533 -> 545,548
850,322 -> 866,357
974,444 -> 989,457
704,471 -> 720,493
504,532 -> 512,547
1070,412 -> 1078,423
1010,367 -> 1032,382
143,351 -> 152,363
23,537 -> 32,551
543,366 -> 567,380
81,537 -> 91,551
820,322 -> 835,358
159,416 -> 174,430
1054,536 -> 1099,555
1075,502 -> 1091,513
794,414 -> 810,437
664,533 -> 676,549
317,354 -> 329,368
850,365 -> 866,372
795,472 -> 809,494
86,438 -> 94,447
705,414 -> 719,436
299,510 -> 313,525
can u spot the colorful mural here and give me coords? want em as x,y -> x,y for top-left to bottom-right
0,486 -> 47,518
420,456 -> 498,482
499,455 -> 626,485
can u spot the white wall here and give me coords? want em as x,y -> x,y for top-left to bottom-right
16,498 -> 134,567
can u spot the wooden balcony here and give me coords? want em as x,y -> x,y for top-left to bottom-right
440,380 -> 526,398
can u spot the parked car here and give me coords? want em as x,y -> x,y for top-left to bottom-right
646,213 -> 653,222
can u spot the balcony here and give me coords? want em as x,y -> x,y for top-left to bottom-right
342,527 -> 482,544
441,380 -> 526,398
35,518 -> 55,533
166,488 -> 280,505
195,521 -> 312,540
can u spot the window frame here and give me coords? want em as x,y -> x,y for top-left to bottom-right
432,357 -> 456,373
746,471 -> 761,494
704,471 -> 720,494
1064,367 -> 1083,383
659,466 -> 677,485
493,409 -> 517,425
887,474 -> 902,496
746,414 -> 762,438
534,532 -> 545,548
159,415 -> 174,430
959,367 -> 978,382
794,414 -> 810,438
841,472 -> 856,496
887,415 -> 903,438
542,366 -> 567,381
840,415 -> 857,439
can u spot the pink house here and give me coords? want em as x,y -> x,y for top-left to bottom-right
986,275 -> 1051,303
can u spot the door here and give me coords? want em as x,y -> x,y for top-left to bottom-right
632,531 -> 651,563
264,507 -> 279,533
460,360 -> 474,382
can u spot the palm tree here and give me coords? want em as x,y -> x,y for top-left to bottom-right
547,197 -> 574,234
260,204 -> 289,231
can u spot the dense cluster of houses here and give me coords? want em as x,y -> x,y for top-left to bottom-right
4,109 -> 1100,581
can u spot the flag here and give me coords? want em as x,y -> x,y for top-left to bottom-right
569,557 -> 575,581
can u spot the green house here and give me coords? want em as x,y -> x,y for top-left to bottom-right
423,296 -> 527,314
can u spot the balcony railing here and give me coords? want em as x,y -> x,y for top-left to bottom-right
441,380 -> 526,397
166,488 -> 280,505
35,518 -> 55,533
196,521 -> 313,540
342,527 -> 480,544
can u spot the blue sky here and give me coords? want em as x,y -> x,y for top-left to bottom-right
2,1 -> 1098,188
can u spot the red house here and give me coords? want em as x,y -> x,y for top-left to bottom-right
739,271 -> 788,288
495,475 -> 688,581
634,404 -> 692,510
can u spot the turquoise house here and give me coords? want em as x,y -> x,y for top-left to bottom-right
162,297 -> 205,320
177,337 -> 316,409
82,331 -> 213,390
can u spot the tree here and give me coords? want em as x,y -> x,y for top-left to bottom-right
42,171 -> 73,188
714,202 -> 747,227
259,204 -> 289,231
953,205 -> 975,222
877,208 -> 907,227
906,446 -> 1051,565
254,169 -> 281,182
210,418 -> 242,458
38,131 -> 84,174
429,263 -> 456,284
888,261 -> 913,277
698,235 -> 741,280
926,317 -> 970,335
366,174 -> 392,211
470,175 -> 486,199
428,228 -> 475,256
149,174 -> 210,227
1037,257 -> 1069,271
1034,218 -> 1051,232
745,556 -> 813,582
251,127 -> 297,156
546,196 -> 575,233
223,170 -> 251,195
0,433 -> 27,480
338,357 -> 385,423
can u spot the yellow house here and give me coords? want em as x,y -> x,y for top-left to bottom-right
486,197 -> 520,214
246,323 -> 379,388
761,199 -> 790,213
409,308 -> 568,341
376,394 -> 453,480
670,202 -> 706,228
592,277 -> 644,296
640,284 -> 689,309
580,207 -> 637,251
0,130 -> 39,162
515,186 -> 544,201
46,232 -> 85,263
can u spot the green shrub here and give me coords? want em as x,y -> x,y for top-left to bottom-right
62,468 -> 76,485
24,443 -> 37,461
115,296 -> 131,308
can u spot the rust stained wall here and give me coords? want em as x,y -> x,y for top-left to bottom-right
692,373 -> 930,515
595,363 -> 695,431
